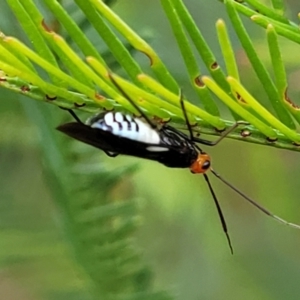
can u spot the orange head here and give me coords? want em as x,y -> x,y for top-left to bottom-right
190,153 -> 211,174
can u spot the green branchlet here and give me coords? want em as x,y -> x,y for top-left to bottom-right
2,0 -> 300,299
1,0 -> 300,149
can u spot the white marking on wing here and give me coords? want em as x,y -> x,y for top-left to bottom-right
125,115 -> 133,122
91,120 -> 108,131
104,112 -> 121,133
91,112 -> 161,144
104,112 -> 114,125
115,112 -> 124,122
133,118 -> 160,144
146,146 -> 169,152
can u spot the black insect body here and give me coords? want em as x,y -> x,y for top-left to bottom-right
58,111 -> 206,171
57,79 -> 300,253
58,108 -> 238,251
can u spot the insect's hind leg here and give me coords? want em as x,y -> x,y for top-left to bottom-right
178,91 -> 249,146
179,89 -> 194,140
59,107 -> 84,124
192,121 -> 249,146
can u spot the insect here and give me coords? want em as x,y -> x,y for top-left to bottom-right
57,77 -> 300,253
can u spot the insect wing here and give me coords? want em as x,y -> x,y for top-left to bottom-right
57,121 -> 173,160
57,122 -> 120,153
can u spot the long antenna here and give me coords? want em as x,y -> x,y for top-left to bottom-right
179,90 -> 233,252
203,174 -> 234,254
210,168 -> 300,229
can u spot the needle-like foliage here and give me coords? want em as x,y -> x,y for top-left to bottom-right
1,0 -> 300,299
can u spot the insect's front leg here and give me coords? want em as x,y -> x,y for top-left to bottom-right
192,121 -> 249,146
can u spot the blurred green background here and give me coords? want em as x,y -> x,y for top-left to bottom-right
1,0 -> 300,299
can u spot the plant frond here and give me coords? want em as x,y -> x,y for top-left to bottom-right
1,0 -> 300,150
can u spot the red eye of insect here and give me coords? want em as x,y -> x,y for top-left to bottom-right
190,153 -> 211,174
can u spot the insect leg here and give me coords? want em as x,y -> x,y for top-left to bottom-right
179,89 -> 194,140
108,73 -> 157,130
210,168 -> 300,230
192,121 -> 249,146
163,124 -> 216,148
60,107 -> 84,124
68,110 -> 84,124
178,92 -> 248,147
203,173 -> 233,254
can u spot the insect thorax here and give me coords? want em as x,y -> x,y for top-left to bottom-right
157,127 -> 199,168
